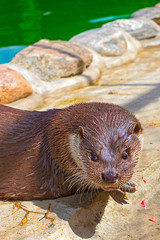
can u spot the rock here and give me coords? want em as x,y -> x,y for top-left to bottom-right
5,47 -> 103,98
0,66 -> 32,104
70,28 -> 142,69
70,27 -> 127,56
140,35 -> 160,48
102,18 -> 160,40
11,39 -> 93,81
131,7 -> 160,25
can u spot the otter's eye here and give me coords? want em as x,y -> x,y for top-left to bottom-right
122,152 -> 128,160
91,153 -> 98,162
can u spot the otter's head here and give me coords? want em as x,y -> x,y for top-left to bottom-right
68,103 -> 143,191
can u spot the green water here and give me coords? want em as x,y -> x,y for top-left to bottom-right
0,0 -> 158,63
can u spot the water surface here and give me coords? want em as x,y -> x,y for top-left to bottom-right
0,0 -> 158,63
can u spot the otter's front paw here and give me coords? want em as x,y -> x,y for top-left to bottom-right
120,182 -> 136,193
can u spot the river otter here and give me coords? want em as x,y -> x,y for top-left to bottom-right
0,102 -> 143,200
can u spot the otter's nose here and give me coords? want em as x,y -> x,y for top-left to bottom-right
102,171 -> 119,184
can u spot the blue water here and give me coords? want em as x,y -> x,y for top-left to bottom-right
0,46 -> 26,64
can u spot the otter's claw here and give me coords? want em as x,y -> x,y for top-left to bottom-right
120,182 -> 136,193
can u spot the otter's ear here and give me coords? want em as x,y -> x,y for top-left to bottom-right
133,122 -> 143,135
78,126 -> 85,138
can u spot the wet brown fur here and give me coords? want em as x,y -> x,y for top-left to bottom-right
0,103 -> 143,200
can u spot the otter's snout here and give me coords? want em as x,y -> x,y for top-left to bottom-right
102,171 -> 119,184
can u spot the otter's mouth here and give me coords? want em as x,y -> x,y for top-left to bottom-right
102,186 -> 118,191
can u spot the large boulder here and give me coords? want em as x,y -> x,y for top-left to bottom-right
11,40 -> 93,81
131,7 -> 160,25
70,27 -> 142,68
0,66 -> 32,104
102,18 -> 160,40
70,27 -> 127,56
